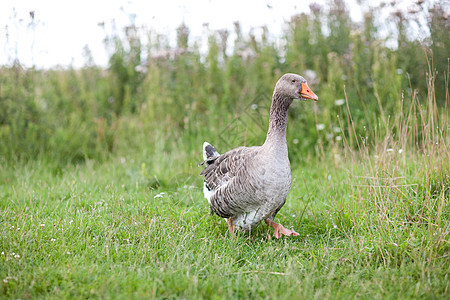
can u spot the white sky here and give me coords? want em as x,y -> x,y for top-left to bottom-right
0,0 -> 435,68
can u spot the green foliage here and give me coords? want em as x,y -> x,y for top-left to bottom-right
0,0 -> 448,166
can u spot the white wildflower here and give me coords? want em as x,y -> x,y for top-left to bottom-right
40,224 -> 45,227
251,104 -> 258,110
316,123 -> 325,131
293,139 -> 299,144
386,148 -> 393,152
398,149 -> 403,154
154,192 -> 165,199
304,69 -> 317,80
335,136 -> 342,141
335,99 -> 345,106
14,254 -> 20,259
134,65 -> 147,73
51,238 -> 56,242
333,225 -> 338,229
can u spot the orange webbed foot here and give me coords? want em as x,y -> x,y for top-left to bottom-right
265,219 -> 299,239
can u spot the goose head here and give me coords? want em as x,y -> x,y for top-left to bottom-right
274,73 -> 318,102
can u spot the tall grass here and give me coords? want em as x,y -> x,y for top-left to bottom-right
327,55 -> 449,267
0,0 -> 448,167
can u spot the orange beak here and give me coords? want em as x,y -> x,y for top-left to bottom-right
301,82 -> 318,101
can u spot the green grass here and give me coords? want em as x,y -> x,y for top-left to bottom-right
0,2 -> 448,296
1,148 -> 448,299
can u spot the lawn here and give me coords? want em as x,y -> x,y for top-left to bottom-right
1,148 -> 448,299
1,1 -> 448,297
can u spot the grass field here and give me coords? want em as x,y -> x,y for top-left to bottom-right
1,1 -> 449,297
1,132 -> 448,298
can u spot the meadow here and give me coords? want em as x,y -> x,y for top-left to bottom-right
1,0 -> 449,298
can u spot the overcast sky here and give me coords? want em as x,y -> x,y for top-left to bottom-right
0,0 -> 435,68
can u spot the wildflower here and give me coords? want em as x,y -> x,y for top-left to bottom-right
398,149 -> 403,154
14,254 -> 20,259
304,69 -> 317,80
316,124 -> 325,131
66,251 -> 71,255
51,238 -> 56,242
335,136 -> 342,141
251,104 -> 258,110
293,139 -> 299,144
135,65 -> 147,73
40,224 -> 45,227
333,126 -> 341,133
335,99 -> 345,106
333,225 -> 338,229
386,148 -> 393,152
154,192 -> 165,199
396,69 -> 403,74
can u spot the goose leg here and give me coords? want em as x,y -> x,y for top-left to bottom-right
265,219 -> 299,239
226,218 -> 235,236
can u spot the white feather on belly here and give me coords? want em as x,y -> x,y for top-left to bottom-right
234,209 -> 263,231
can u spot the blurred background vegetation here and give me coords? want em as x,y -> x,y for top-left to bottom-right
0,0 -> 448,171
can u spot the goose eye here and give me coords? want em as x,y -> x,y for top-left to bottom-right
291,79 -> 296,83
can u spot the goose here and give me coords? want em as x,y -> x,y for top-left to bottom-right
200,73 -> 318,238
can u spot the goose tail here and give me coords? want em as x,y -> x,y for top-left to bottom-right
202,142 -> 219,161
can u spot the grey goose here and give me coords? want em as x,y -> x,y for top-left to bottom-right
200,73 -> 318,238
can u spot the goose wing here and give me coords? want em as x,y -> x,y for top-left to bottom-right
200,146 -> 260,218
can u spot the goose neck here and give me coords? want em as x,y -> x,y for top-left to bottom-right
264,92 -> 292,146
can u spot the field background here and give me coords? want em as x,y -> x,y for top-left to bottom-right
1,0 -> 449,298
